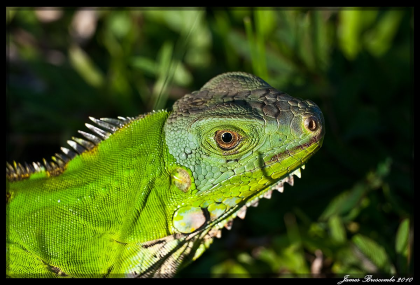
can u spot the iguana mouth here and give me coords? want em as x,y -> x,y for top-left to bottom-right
197,138 -> 323,239
173,133 -> 324,238
247,136 -> 323,204
200,163 -> 307,239
265,135 -> 323,167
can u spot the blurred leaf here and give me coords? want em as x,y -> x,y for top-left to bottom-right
173,61 -> 192,87
320,183 -> 366,221
213,10 -> 239,69
243,16 -> 258,75
185,10 -> 212,67
328,215 -> 346,244
68,44 -> 104,88
395,218 -> 410,274
308,223 -> 326,239
130,56 -> 156,75
338,9 -> 363,60
256,247 -> 278,272
254,9 -> 270,79
211,259 -> 250,277
321,157 -> 392,222
254,8 -> 276,38
284,212 -> 301,247
331,245 -> 365,275
230,8 -> 251,22
152,41 -> 174,110
310,10 -> 330,71
13,9 -> 41,37
6,7 -> 16,24
395,218 -> 409,256
352,234 -> 393,273
296,11 -> 316,71
364,10 -> 404,57
281,213 -> 310,274
359,10 -> 379,27
108,11 -> 131,39
376,157 -> 392,178
280,243 -> 310,274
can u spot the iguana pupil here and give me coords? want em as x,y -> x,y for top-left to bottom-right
214,130 -> 240,150
221,132 -> 232,143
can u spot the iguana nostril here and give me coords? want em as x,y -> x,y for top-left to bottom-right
304,117 -> 318,132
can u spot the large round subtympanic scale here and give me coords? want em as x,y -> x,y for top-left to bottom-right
173,206 -> 206,234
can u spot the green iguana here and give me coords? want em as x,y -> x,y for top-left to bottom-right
6,72 -> 325,278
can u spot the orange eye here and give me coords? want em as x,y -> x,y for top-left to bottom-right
214,130 -> 241,150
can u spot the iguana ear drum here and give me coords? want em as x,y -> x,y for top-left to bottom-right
171,167 -> 192,193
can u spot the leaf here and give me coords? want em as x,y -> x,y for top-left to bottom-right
395,218 -> 410,274
395,218 -> 409,256
338,9 -> 363,60
328,215 -> 346,244
151,41 -> 174,110
311,10 -> 331,71
352,234 -> 392,273
320,183 -> 367,221
68,44 -> 104,88
130,56 -> 157,75
108,12 -> 131,39
364,10 -> 404,57
211,259 -> 250,277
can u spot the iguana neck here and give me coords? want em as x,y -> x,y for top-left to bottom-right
7,110 -> 183,277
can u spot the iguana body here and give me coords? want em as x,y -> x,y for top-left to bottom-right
6,72 -> 325,277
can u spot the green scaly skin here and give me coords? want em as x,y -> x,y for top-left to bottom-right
6,72 -> 325,277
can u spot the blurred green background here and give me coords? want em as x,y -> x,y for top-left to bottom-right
6,7 -> 413,277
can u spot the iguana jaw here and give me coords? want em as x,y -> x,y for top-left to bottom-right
169,115 -> 324,237
203,138 -> 324,235
170,134 -> 323,238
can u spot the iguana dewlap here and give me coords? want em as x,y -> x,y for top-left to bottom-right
6,72 -> 325,277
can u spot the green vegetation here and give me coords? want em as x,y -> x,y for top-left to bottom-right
6,7 -> 413,277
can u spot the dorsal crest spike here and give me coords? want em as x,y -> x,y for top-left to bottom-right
85,123 -> 110,140
60,147 -> 77,160
32,162 -> 40,171
71,137 -> 95,151
98,118 -> 125,128
6,162 -> 14,172
89,117 -> 118,132
55,153 -> 69,164
78,130 -> 101,145
67,140 -> 87,154
6,113 -> 155,182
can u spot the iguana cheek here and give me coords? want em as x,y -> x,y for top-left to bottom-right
173,206 -> 206,234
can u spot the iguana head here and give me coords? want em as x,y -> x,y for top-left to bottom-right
164,72 -> 324,236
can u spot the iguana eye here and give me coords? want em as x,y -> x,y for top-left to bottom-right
215,130 -> 241,150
